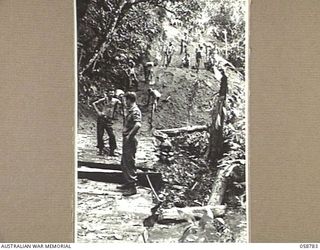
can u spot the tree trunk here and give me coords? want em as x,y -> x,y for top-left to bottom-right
158,205 -> 226,223
207,97 -> 225,163
207,73 -> 229,205
157,125 -> 208,136
208,168 -> 227,206
79,0 -> 128,76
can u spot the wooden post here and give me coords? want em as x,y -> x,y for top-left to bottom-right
207,97 -> 225,163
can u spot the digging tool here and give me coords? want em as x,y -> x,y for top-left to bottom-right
145,173 -> 162,203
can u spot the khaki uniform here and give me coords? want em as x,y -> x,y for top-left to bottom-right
121,104 -> 142,184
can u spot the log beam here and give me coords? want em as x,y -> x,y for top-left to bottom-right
78,160 -> 154,171
78,167 -> 163,191
158,205 -> 226,223
157,125 -> 208,137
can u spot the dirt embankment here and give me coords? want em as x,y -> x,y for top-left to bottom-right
78,20 -> 222,133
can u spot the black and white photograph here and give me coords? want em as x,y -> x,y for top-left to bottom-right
77,0 -> 247,243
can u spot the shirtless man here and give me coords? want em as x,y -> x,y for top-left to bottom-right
92,89 -> 121,156
113,89 -> 125,120
147,88 -> 161,112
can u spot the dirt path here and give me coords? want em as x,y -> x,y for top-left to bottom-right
77,180 -> 154,243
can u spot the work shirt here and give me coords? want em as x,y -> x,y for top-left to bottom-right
123,103 -> 141,136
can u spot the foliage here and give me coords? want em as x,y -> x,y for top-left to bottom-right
207,0 -> 246,71
77,0 -> 177,90
169,0 -> 202,24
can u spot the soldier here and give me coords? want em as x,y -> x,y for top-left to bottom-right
145,62 -> 155,86
117,92 -> 142,196
182,52 -> 190,68
147,88 -> 161,111
195,45 -> 203,72
113,89 -> 125,120
165,41 -> 174,67
92,89 -> 120,156
126,59 -> 139,91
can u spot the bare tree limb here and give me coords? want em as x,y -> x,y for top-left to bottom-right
79,0 -> 174,76
153,3 -> 175,14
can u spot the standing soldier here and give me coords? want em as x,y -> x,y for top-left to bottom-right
145,62 -> 155,86
195,45 -> 203,72
182,52 -> 190,68
92,89 -> 121,156
180,32 -> 189,55
118,92 -> 142,196
126,58 -> 139,91
180,32 -> 189,54
165,41 -> 174,67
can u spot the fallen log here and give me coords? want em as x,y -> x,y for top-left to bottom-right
78,167 -> 163,191
152,129 -> 168,141
208,168 -> 227,206
158,205 -> 226,223
157,125 -> 208,137
78,160 -> 154,171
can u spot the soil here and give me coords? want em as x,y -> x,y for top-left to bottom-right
77,18 -> 247,243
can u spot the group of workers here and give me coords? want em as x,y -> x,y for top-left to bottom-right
88,29 -> 229,196
92,90 -> 142,196
160,29 -> 224,76
91,57 -> 162,196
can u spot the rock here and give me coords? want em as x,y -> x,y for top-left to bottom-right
113,234 -> 123,240
160,139 -> 173,151
167,157 -> 174,162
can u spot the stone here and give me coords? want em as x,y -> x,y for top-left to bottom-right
160,139 -> 173,151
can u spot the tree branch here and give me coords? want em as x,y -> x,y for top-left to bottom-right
153,3 -> 175,14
